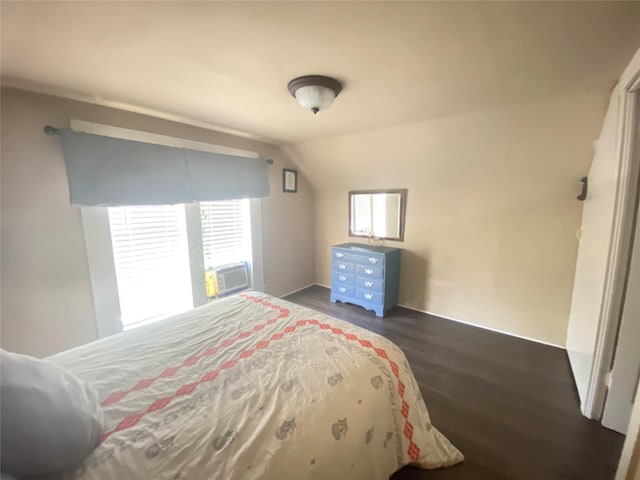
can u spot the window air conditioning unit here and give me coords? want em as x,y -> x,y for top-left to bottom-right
207,262 -> 250,297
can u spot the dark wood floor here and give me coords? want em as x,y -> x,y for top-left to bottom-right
284,285 -> 624,480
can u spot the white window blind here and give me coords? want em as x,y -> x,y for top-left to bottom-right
353,195 -> 373,234
200,199 -> 251,269
108,205 -> 193,327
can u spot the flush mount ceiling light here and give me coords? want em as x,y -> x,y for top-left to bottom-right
287,75 -> 342,115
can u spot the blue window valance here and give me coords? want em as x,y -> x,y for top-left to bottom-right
58,129 -> 270,206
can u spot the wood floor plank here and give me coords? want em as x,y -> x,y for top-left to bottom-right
284,285 -> 624,480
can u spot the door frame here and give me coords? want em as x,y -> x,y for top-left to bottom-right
585,48 -> 640,421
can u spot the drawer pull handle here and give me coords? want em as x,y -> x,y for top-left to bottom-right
339,264 -> 347,270
339,275 -> 347,281
365,268 -> 373,274
339,287 -> 347,293
364,293 -> 373,300
368,257 -> 378,264
335,252 -> 344,258
365,281 -> 373,287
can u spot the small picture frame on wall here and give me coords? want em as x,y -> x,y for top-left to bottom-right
283,168 -> 298,193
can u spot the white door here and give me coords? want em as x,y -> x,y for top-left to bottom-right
566,90 -> 621,413
602,105 -> 640,434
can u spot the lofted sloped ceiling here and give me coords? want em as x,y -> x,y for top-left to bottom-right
1,1 -> 639,145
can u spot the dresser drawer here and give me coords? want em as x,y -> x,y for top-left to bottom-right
332,249 -> 362,263
332,283 -> 355,297
356,288 -> 383,305
354,254 -> 385,267
334,272 -> 355,286
332,260 -> 355,273
333,249 -> 385,267
356,264 -> 384,279
356,277 -> 383,292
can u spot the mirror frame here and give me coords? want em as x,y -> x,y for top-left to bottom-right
348,188 -> 407,242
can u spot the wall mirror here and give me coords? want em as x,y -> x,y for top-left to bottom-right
349,189 -> 407,241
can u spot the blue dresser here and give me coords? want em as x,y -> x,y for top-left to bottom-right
330,243 -> 401,317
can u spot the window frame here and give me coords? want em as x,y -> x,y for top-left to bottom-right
75,120 -> 264,337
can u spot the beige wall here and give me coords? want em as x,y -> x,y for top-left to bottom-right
289,91 -> 608,346
0,88 -> 315,357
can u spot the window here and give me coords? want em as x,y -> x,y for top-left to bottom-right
108,205 -> 193,328
106,201 -> 253,329
74,122 -> 264,337
200,199 -> 251,269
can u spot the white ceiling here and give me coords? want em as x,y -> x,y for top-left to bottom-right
2,1 -> 639,144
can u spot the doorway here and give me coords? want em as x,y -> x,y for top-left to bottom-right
601,95 -> 640,434
566,49 -> 640,434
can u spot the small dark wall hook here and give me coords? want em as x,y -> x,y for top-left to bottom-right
577,177 -> 588,201
43,125 -> 61,135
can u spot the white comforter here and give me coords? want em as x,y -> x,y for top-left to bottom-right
49,292 -> 463,479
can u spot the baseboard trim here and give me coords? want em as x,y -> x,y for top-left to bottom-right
307,283 -> 565,350
279,283 -> 319,299
398,303 -> 565,350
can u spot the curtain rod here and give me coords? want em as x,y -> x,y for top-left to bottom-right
43,125 -> 274,165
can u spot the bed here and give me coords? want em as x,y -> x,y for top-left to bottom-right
48,292 -> 463,479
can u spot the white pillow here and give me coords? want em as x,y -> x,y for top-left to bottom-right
0,349 -> 104,477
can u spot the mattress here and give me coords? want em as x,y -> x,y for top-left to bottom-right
48,292 -> 463,479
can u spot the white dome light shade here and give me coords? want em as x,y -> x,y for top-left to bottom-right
287,75 -> 342,115
294,85 -> 336,114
